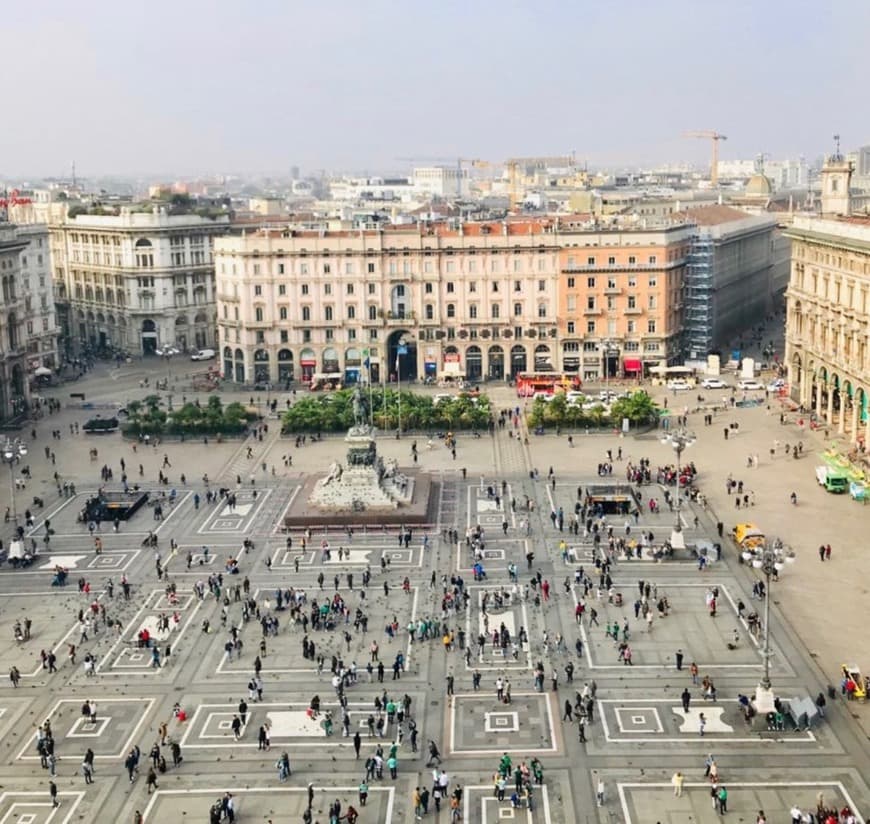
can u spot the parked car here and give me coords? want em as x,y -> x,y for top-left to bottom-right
767,379 -> 786,392
190,349 -> 216,361
701,378 -> 729,389
666,379 -> 690,391
737,379 -> 764,390
155,346 -> 180,357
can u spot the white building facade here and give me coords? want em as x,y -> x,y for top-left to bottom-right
50,208 -> 229,355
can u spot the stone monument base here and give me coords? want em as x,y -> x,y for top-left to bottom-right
282,471 -> 436,527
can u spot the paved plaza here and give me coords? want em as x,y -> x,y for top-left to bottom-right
0,349 -> 869,823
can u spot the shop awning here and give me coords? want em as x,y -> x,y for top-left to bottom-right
623,358 -> 642,372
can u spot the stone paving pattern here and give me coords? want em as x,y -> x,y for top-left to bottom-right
0,334 -> 869,823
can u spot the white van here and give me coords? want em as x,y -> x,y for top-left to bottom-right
190,348 -> 216,361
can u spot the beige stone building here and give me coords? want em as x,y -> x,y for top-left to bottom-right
48,207 -> 229,356
214,219 -> 565,385
785,156 -> 870,445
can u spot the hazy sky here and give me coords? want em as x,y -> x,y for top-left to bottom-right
2,0 -> 867,177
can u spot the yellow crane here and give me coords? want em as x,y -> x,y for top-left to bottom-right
683,131 -> 728,186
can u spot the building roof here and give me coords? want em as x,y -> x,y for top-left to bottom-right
676,204 -> 752,225
745,173 -> 773,196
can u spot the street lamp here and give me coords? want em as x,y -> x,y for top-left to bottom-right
2,438 -> 28,525
741,538 -> 796,711
660,428 -> 696,549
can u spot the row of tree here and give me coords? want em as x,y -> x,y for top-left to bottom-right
122,395 -> 257,436
281,389 -> 493,433
527,390 -> 659,430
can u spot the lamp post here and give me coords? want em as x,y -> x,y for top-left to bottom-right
741,538 -> 796,709
2,438 -> 28,525
659,428 -> 696,545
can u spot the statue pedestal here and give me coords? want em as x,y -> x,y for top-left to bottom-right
307,425 -> 413,513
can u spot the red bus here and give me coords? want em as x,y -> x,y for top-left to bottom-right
515,372 -> 581,398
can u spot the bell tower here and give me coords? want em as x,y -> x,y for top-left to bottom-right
820,134 -> 853,217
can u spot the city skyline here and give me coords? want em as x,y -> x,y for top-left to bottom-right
1,0 -> 868,177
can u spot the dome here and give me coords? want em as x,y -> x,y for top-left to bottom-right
745,173 -> 773,197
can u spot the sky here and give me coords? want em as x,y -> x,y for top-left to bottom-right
2,0 -> 867,178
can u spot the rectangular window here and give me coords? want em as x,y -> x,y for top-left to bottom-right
586,296 -> 595,310
348,329 -> 357,341
537,304 -> 547,318
346,283 -> 354,295
587,256 -> 595,265
608,256 -> 615,265
567,321 -> 575,334
648,276 -> 657,287
491,304 -> 500,319
587,277 -> 596,288
627,295 -> 636,309
648,255 -> 657,265
254,285 -> 262,296
446,282 -> 455,293
538,279 -> 545,291
345,262 -> 354,275
513,303 -> 522,317
648,295 -> 657,310
324,284 -> 332,295
300,263 -> 308,275
368,305 -> 377,320
567,277 -> 575,288
492,281 -> 500,292
425,283 -> 433,294
647,319 -> 657,333
469,305 -> 478,319
586,320 -> 596,334
279,307 -> 288,320
628,256 -> 636,265
469,281 -> 477,293
302,306 -> 310,321
367,262 -> 375,274
627,277 -> 636,287
280,330 -> 289,343
627,320 -> 636,333
514,280 -> 521,292
301,284 -> 309,295
278,263 -> 285,275
253,263 -> 261,275
278,284 -> 286,295
368,283 -> 376,294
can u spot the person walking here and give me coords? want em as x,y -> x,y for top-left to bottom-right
146,767 -> 159,794
699,713 -> 707,737
49,780 -> 59,808
717,785 -> 728,814
82,759 -> 94,784
681,688 -> 691,712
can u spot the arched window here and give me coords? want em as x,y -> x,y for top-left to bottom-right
447,303 -> 456,318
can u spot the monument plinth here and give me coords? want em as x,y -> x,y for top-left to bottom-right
308,425 -> 414,513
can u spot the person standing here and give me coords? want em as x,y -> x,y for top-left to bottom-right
681,688 -> 691,712
675,649 -> 684,670
49,780 -> 59,808
82,759 -> 94,784
717,785 -> 728,814
672,771 -> 684,797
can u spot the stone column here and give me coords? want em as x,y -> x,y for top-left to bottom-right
826,382 -> 834,427
851,393 -> 859,443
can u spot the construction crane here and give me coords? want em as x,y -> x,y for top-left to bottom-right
394,157 -> 490,197
504,155 -> 575,210
683,131 -> 728,186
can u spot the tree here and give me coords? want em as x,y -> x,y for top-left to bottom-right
610,391 -> 659,426
528,398 -> 547,429
548,393 -> 568,430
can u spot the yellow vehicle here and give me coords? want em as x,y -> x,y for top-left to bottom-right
732,523 -> 765,551
842,665 -> 867,702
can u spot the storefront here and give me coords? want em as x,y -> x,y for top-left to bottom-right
344,347 -> 362,385
623,357 -> 643,377
466,346 -> 483,381
300,348 -> 317,381
488,345 -> 505,380
424,346 -> 438,378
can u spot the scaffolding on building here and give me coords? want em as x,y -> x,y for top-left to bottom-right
684,234 -> 714,358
